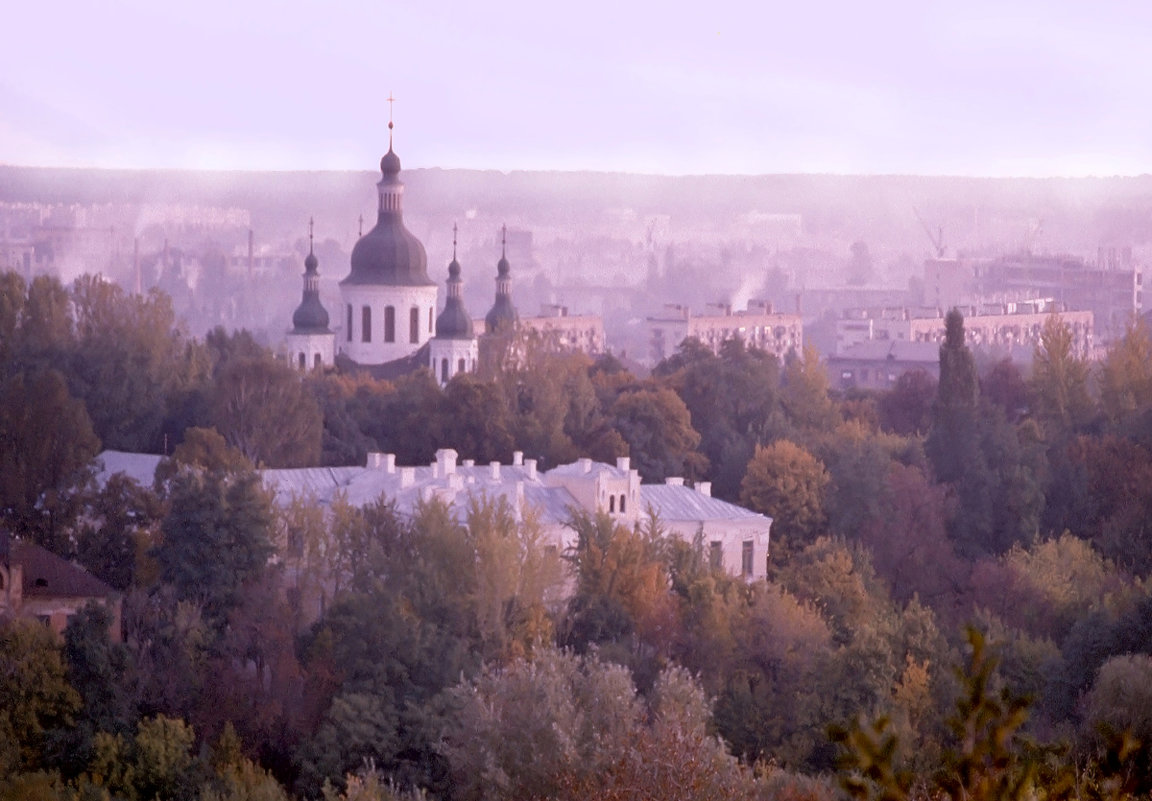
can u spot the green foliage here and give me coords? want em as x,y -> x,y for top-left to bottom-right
655,337 -> 783,499
208,354 -> 323,468
153,467 -> 274,627
76,474 -> 161,591
0,367 -> 100,551
609,385 -> 704,482
834,628 -> 1040,801
927,309 -> 980,485
0,620 -> 81,776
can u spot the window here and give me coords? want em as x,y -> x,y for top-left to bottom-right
619,494 -> 626,513
384,306 -> 395,342
410,307 -> 420,343
298,353 -> 305,368
346,305 -> 352,341
441,358 -> 448,383
314,353 -> 322,368
741,541 -> 754,577
361,306 -> 372,342
458,358 -> 466,373
710,541 -> 723,570
609,496 -> 616,513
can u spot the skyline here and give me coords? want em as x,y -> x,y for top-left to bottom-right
4,0 -> 1151,178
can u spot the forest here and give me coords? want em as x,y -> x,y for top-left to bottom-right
3,269 -> 1152,800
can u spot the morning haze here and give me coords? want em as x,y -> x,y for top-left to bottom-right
4,1 -> 1152,799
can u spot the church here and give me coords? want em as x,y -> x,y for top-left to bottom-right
284,122 -> 518,385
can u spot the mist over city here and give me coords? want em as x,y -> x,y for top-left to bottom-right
3,2 -> 1152,800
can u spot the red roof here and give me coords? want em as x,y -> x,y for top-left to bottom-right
9,541 -> 116,599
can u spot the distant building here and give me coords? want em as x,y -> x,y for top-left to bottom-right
923,251 -> 1139,346
519,305 -> 606,356
0,534 -> 123,641
826,340 -> 940,391
647,300 -> 803,364
834,302 -> 1093,360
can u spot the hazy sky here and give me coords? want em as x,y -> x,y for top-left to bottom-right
4,0 -> 1149,176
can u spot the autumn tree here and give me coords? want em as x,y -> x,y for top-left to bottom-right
878,369 -> 937,436
781,345 -> 838,432
1030,313 -> 1094,437
1099,318 -> 1152,425
740,440 -> 829,548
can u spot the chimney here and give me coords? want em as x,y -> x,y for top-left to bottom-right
490,461 -> 501,481
399,467 -> 415,488
578,458 -> 592,474
462,459 -> 475,468
436,448 -> 458,476
696,482 -> 712,497
665,477 -> 684,486
525,459 -> 537,480
366,452 -> 395,471
513,451 -> 524,466
616,456 -> 630,472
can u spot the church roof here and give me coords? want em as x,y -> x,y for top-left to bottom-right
342,146 -> 435,287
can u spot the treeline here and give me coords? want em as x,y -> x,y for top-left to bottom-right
4,270 -> 1152,799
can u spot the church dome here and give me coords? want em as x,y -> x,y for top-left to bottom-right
436,257 -> 474,339
293,294 -> 330,333
293,246 -> 330,333
342,147 -> 435,287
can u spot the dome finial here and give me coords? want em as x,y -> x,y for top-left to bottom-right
386,91 -> 396,149
501,224 -> 507,259
452,222 -> 458,260
308,216 -> 314,255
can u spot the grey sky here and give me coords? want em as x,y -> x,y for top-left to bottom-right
3,0 -> 1149,176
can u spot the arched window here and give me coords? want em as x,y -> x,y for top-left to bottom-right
441,358 -> 449,383
346,304 -> 353,341
384,306 -> 395,342
361,306 -> 372,342
410,307 -> 419,343
298,353 -> 306,368
609,496 -> 616,513
314,353 -> 322,368
620,494 -> 626,513
458,358 -> 466,374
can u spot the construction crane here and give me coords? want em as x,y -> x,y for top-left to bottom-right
913,207 -> 945,258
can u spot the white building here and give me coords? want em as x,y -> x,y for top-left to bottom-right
95,449 -> 772,582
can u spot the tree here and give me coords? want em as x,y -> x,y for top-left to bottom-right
208,356 -> 323,468
655,337 -> 783,499
740,440 -> 829,548
1099,318 -> 1152,425
609,386 -> 704,483
0,620 -> 80,775
781,345 -> 838,431
153,467 -> 274,626
76,473 -> 162,590
0,368 -> 99,552
926,309 -> 980,484
878,370 -> 937,436
1030,314 -> 1094,436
